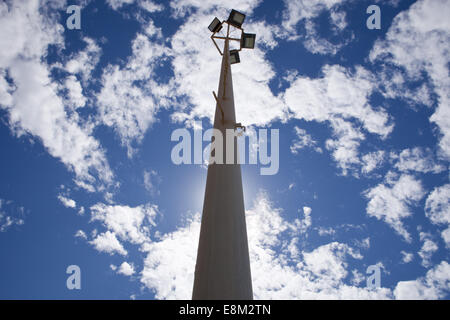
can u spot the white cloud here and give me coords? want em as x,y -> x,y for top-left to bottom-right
302,20 -> 349,56
63,76 -> 87,110
364,173 -> 426,242
425,184 -> 450,225
442,228 -> 450,248
0,70 -> 13,108
290,126 -> 322,154
351,269 -> 365,286
117,262 -> 135,276
143,19 -> 163,38
330,9 -> 347,31
0,199 -> 25,232
90,203 -> 157,245
74,230 -> 87,240
325,118 -> 364,176
303,206 -> 312,216
57,195 -> 76,209
359,237 -> 370,250
361,151 -> 385,175
96,32 -> 171,156
0,2 -> 114,192
78,206 -> 85,216
0,1 -> 64,68
296,206 -> 312,234
418,232 -> 438,268
317,227 -> 336,237
0,214 -> 24,232
375,0 -> 401,7
169,0 -> 260,18
143,170 -> 160,196
284,65 -> 393,175
394,261 -> 450,299
370,0 -> 450,160
87,201 -> 158,259
284,65 -> 392,137
5,60 -> 114,191
391,148 -> 445,174
106,0 -> 135,10
106,0 -> 164,15
281,0 -> 347,35
400,251 -> 414,264
375,67 -> 435,108
140,214 -> 200,299
280,0 -> 353,55
300,241 -> 362,283
139,0 -> 164,12
63,37 -> 102,83
425,184 -> 450,246
89,231 -> 127,256
236,193 -> 390,299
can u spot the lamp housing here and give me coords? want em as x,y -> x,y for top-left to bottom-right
227,9 -> 246,28
241,33 -> 256,49
229,50 -> 240,64
208,17 -> 222,33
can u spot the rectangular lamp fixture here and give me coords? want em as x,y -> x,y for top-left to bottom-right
227,9 -> 246,28
208,17 -> 222,33
229,50 -> 240,64
241,33 -> 256,49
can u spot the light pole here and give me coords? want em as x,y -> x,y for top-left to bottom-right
192,9 -> 256,300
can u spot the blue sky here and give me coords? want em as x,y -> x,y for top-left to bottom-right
0,0 -> 449,299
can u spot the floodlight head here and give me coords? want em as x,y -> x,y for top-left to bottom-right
241,33 -> 256,49
208,17 -> 222,33
229,50 -> 240,64
227,9 -> 246,28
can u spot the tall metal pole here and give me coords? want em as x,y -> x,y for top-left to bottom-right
192,37 -> 253,300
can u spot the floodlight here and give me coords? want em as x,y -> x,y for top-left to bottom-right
241,33 -> 256,49
227,9 -> 246,28
229,50 -> 240,64
208,17 -> 222,33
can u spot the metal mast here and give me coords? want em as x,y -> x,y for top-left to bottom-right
192,10 -> 256,300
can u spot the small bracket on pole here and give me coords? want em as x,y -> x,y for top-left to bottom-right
234,123 -> 246,136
